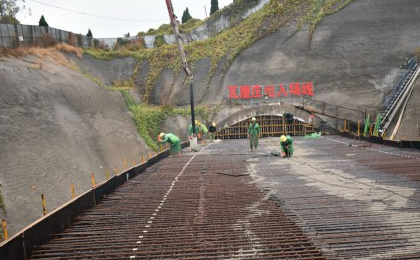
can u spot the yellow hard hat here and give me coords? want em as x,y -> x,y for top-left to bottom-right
252,117 -> 256,121
280,135 -> 287,142
195,120 -> 200,125
159,133 -> 165,138
212,122 -> 216,127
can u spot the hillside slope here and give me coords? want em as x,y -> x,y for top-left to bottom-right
0,54 -> 151,235
143,0 -> 420,133
224,0 -> 420,113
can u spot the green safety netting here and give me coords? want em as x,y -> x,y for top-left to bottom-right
305,132 -> 322,138
364,114 -> 370,136
373,113 -> 382,137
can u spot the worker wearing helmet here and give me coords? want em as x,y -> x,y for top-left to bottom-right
196,120 -> 208,145
188,123 -> 199,140
208,122 -> 217,142
280,135 -> 293,157
247,117 -> 260,152
158,132 -> 181,157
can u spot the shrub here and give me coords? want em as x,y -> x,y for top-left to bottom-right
33,34 -> 56,48
68,32 -> 76,46
94,39 -> 109,49
55,43 -> 83,58
154,35 -> 166,47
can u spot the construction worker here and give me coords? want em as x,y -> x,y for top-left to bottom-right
209,122 -> 217,142
196,120 -> 208,144
158,133 -> 181,157
247,117 -> 260,152
188,123 -> 199,140
280,135 -> 293,157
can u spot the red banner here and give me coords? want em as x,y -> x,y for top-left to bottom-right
228,82 -> 314,100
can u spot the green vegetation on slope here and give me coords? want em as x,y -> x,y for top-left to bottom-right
138,0 -> 262,36
85,0 -> 356,104
140,18 -> 202,36
121,90 -> 217,150
84,0 -> 356,151
298,0 -> 355,33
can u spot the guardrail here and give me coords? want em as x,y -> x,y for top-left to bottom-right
380,58 -> 419,132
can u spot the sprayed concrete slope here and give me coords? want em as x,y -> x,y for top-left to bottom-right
224,0 -> 420,111
0,55 -> 152,235
148,0 -> 420,136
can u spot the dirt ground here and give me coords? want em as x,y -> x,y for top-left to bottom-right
0,55 -> 152,235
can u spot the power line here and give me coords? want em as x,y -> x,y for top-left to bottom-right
27,0 -> 168,22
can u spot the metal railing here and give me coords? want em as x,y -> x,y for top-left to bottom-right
380,58 -> 419,132
384,57 -> 418,109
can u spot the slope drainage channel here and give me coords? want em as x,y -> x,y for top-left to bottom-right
29,144 -> 325,259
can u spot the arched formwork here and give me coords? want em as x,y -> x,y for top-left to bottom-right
214,104 -> 320,139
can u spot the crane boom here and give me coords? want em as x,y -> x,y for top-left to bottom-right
164,0 -> 197,144
164,0 -> 192,77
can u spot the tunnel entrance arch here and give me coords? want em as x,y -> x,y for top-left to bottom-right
214,105 -> 316,139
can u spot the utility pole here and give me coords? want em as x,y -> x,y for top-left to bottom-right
164,0 -> 198,150
204,5 -> 208,18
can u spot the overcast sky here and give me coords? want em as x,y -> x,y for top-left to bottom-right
16,0 -> 234,38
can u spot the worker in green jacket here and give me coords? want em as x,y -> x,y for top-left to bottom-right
196,120 -> 209,144
188,123 -> 199,140
158,133 -> 181,157
280,135 -> 293,157
247,117 -> 260,152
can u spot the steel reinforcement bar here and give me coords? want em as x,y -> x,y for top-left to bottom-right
28,148 -> 326,259
253,136 -> 420,259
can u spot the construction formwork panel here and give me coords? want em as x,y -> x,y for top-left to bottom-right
215,115 -> 315,139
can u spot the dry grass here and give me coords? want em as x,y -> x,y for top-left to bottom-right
55,43 -> 83,59
0,44 -> 83,68
113,38 -> 145,52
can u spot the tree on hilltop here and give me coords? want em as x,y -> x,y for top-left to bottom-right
87,29 -> 93,37
0,0 -> 30,24
39,15 -> 48,27
182,7 -> 192,23
210,0 -> 219,15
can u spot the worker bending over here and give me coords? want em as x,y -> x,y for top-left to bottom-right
196,120 -> 208,145
280,135 -> 293,157
158,133 -> 181,157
